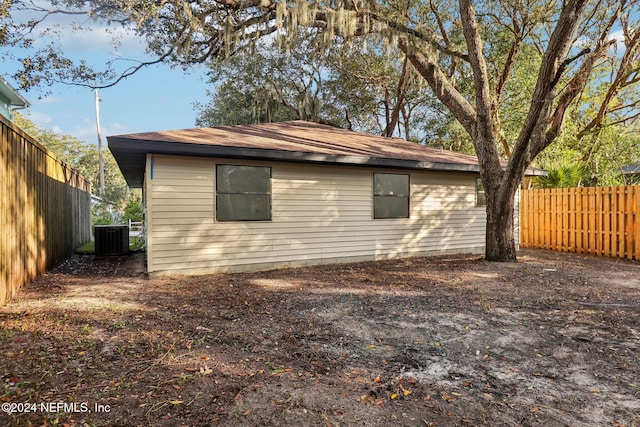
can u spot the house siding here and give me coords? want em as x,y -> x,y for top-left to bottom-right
0,93 -> 15,121
145,154 -> 487,275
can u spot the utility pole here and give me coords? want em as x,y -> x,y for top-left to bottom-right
94,87 -> 105,198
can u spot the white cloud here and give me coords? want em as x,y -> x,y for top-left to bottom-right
103,122 -> 135,136
609,29 -> 627,51
54,26 -> 148,58
575,29 -> 627,53
36,95 -> 65,105
68,118 -> 134,144
23,110 -> 92,141
23,110 -> 53,127
14,1 -> 147,58
70,118 -> 100,143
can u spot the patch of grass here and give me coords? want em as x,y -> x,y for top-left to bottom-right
75,237 -> 144,254
111,320 -> 128,330
75,240 -> 95,254
228,401 -> 247,418
129,236 -> 145,251
177,373 -> 195,385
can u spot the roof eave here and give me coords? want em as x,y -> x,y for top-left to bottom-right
108,137 -> 544,188
0,76 -> 30,108
622,163 -> 640,174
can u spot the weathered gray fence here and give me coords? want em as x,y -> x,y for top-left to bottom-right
1,114 -> 91,305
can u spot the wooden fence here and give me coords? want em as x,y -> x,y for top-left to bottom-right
1,114 -> 92,305
520,186 -> 640,260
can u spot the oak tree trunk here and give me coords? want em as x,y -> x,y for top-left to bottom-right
484,183 -> 517,262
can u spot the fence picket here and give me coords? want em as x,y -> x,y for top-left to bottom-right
617,187 -> 624,257
521,186 -> 640,261
604,187 -> 611,257
1,115 -> 91,305
589,187 -> 595,255
635,186 -> 640,260
569,188 -> 576,252
626,187 -> 633,260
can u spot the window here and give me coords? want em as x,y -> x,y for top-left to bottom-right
476,178 -> 486,207
373,173 -> 410,219
216,165 -> 271,221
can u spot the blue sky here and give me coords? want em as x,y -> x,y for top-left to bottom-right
4,16 -> 211,145
18,65 -> 210,143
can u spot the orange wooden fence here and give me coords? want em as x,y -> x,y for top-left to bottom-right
1,115 -> 92,305
520,186 -> 640,260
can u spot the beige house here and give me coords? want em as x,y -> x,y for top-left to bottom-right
108,121 -> 530,276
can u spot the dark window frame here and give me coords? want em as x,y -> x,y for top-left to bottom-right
216,164 -> 272,222
373,173 -> 410,219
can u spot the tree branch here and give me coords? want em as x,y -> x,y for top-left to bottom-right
383,55 -> 409,137
91,52 -> 175,89
398,38 -> 477,138
535,41 -> 613,158
459,0 -> 500,174
358,9 -> 470,61
576,28 -> 640,139
510,0 -> 590,174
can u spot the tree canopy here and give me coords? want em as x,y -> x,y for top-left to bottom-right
14,113 -> 129,207
194,34 -> 440,142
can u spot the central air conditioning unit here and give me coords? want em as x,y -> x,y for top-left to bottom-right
94,225 -> 129,257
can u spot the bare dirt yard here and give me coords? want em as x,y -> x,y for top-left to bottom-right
1,249 -> 640,427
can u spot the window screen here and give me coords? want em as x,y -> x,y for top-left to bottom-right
216,165 -> 272,221
373,173 -> 409,219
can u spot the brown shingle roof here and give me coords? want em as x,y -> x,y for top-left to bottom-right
108,120 -> 536,187
114,120 -> 478,164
